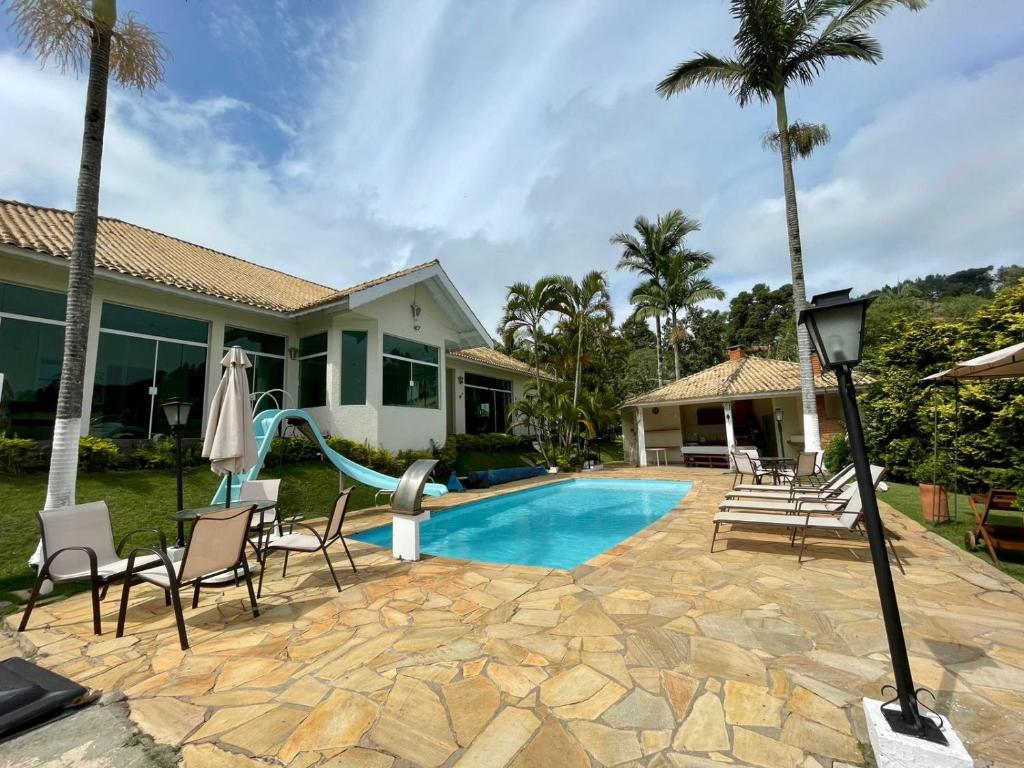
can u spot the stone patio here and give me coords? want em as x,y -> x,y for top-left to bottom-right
4,467 -> 1024,767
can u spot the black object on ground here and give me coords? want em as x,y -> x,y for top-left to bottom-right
0,657 -> 94,741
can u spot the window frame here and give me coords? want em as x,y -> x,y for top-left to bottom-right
223,325 -> 288,402
297,331 -> 329,409
381,333 -> 440,410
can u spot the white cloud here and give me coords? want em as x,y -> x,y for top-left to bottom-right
0,0 -> 1021,335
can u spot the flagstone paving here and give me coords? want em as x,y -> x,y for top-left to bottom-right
5,467 -> 1024,767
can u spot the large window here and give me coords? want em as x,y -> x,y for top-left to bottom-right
224,326 -> 286,402
464,372 -> 512,434
0,282 -> 67,439
298,332 -> 327,408
340,330 -> 367,405
90,303 -> 208,438
382,334 -> 438,409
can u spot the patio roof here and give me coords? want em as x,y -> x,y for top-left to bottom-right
621,354 -> 874,408
447,346 -> 557,382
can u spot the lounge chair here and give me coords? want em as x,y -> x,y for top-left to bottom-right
967,489 -> 1022,564
732,451 -> 774,487
728,463 -> 855,501
116,505 -> 259,651
257,489 -> 356,597
18,501 -> 167,635
712,467 -> 904,572
720,465 -> 885,514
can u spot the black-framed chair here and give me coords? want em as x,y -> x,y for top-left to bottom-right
18,501 -> 166,635
116,505 -> 258,650
257,489 -> 356,597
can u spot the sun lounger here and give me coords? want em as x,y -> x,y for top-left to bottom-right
729,463 -> 855,500
712,466 -> 904,572
721,465 -> 884,513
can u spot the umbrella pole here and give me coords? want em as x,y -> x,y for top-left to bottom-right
226,471 -> 232,509
953,381 -> 960,522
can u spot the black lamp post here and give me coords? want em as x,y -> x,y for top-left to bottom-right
161,397 -> 192,548
799,289 -> 944,744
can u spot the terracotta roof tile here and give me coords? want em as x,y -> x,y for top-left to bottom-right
621,356 -> 874,407
0,199 -> 439,313
448,347 -> 556,381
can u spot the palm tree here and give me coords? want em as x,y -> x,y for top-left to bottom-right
611,210 -> 700,385
662,251 -> 724,379
10,0 -> 166,514
656,0 -> 925,451
499,276 -> 562,393
555,271 -> 613,407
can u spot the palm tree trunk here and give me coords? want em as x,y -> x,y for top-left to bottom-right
532,321 -> 542,395
654,315 -> 664,386
774,90 -> 821,453
573,324 -> 583,407
670,309 -> 681,380
43,25 -> 111,513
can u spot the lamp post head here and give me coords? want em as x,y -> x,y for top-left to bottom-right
161,397 -> 192,430
797,288 -> 873,370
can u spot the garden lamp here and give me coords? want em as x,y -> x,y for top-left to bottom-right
799,289 -> 945,744
161,397 -> 192,547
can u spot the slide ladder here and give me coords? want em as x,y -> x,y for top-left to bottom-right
211,408 -> 448,504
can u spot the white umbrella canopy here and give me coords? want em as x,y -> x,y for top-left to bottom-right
922,341 -> 1024,383
203,347 -> 258,502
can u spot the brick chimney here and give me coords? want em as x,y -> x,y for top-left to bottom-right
728,345 -> 746,363
810,352 -> 822,377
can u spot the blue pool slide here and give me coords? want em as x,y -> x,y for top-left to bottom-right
211,408 -> 448,504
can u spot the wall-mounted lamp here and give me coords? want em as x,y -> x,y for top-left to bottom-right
774,407 -> 784,422
457,375 -> 464,385
287,347 -> 299,361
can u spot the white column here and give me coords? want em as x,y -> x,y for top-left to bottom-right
452,365 -> 466,434
723,401 -> 736,468
772,397 -> 785,457
636,407 -> 648,467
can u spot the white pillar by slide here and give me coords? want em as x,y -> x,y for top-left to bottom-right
636,408 -> 648,467
723,401 -> 736,468
392,511 -> 430,561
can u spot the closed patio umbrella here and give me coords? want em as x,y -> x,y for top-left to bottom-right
203,347 -> 258,507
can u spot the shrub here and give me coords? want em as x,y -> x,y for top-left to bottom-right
0,437 -> 48,474
822,433 -> 851,473
78,435 -> 121,472
129,437 -> 178,469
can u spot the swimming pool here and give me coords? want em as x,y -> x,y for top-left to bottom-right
352,478 -> 692,569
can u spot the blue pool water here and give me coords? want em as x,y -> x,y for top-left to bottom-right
352,478 -> 692,569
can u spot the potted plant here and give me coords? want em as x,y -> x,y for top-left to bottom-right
915,457 -> 952,524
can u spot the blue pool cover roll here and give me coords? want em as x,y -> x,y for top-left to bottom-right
467,466 -> 548,488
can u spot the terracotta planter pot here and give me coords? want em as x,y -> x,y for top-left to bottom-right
919,483 -> 949,524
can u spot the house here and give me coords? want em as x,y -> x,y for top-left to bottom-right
0,200 -> 545,450
619,345 -> 874,467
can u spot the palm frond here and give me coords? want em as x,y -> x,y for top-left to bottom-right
785,32 -> 882,84
656,53 -> 755,102
762,120 -> 831,158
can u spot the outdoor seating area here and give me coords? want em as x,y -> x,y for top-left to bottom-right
4,467 -> 1023,767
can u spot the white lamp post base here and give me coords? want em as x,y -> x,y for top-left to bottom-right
863,698 -> 973,768
392,511 -> 430,561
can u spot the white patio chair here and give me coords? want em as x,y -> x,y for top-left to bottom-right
18,501 -> 167,636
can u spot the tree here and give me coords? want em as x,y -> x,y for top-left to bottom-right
612,210 -> 701,385
657,0 -> 926,452
677,307 -> 729,376
555,271 -> 613,406
662,250 -> 724,379
9,0 -> 166,514
620,316 -> 657,350
499,276 -> 562,393
727,283 -> 795,356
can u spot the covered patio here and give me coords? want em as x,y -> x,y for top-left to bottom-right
621,346 -> 873,468
3,467 -> 1023,767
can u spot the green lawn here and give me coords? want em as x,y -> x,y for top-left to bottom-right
882,481 -> 1024,583
0,462 -> 377,609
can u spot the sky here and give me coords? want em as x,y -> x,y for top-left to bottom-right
1,0 -> 1022,334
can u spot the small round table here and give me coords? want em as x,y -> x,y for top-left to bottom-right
757,457 -> 795,485
171,498 -> 277,548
